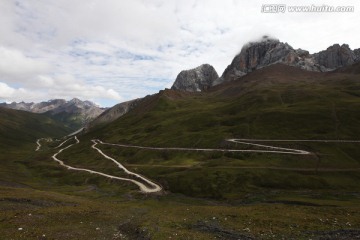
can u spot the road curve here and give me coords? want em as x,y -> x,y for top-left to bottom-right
46,137 -> 360,192
94,139 -> 313,155
35,138 -> 44,151
54,137 -> 72,149
91,140 -> 162,192
52,136 -> 162,193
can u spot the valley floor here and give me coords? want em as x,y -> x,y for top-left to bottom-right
1,136 -> 360,239
1,185 -> 359,240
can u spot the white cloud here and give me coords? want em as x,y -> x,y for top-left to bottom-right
0,46 -> 49,79
0,0 -> 359,106
0,82 -> 28,101
0,82 -> 15,98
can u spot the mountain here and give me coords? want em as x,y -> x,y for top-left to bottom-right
355,48 -> 360,61
313,44 -> 357,69
0,107 -> 71,148
171,64 -> 219,92
83,63 -> 360,199
89,63 -> 360,146
87,98 -> 142,129
87,38 -> 360,129
0,98 -> 104,129
213,36 -> 360,85
89,64 -> 218,126
2,42 -> 360,239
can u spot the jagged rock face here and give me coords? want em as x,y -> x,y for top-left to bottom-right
171,64 -> 219,92
353,48 -> 360,61
170,36 -> 360,91
219,36 -> 322,83
313,44 -> 357,70
235,38 -> 287,73
218,36 -> 360,84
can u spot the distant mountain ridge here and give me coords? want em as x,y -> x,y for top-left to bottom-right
0,98 -> 104,129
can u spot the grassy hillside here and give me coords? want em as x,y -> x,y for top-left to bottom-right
1,64 -> 359,239
0,107 -> 71,187
0,107 -> 71,149
73,64 -> 360,198
43,111 -> 85,130
90,64 -> 360,146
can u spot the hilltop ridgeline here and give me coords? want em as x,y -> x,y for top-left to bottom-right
172,36 -> 360,91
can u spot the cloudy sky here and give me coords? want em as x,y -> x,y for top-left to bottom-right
0,0 -> 359,107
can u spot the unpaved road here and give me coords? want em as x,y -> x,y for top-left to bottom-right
35,138 -> 52,151
41,137 -> 360,193
52,136 -> 162,193
95,138 -> 312,155
123,164 -> 360,172
96,138 -> 360,155
35,138 -> 43,151
36,137 -> 71,151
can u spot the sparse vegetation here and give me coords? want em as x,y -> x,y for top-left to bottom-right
1,64 -> 360,239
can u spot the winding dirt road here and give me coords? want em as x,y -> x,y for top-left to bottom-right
35,138 -> 43,151
51,137 -> 162,193
54,137 -> 72,149
40,137 -> 360,193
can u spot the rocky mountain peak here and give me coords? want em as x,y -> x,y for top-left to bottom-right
170,36 -> 360,93
313,43 -> 357,70
171,64 -> 219,92
242,35 -> 280,48
217,38 -> 360,84
70,97 -> 81,102
219,37 -> 318,83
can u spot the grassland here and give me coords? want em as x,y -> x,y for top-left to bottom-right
1,64 -> 360,239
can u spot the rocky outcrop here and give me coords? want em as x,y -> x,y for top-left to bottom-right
313,44 -> 357,70
354,48 -> 360,61
171,64 -> 219,92
218,36 -> 323,84
216,36 -> 360,84
170,36 -> 360,91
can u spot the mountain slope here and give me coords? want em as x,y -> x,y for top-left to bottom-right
87,98 -> 142,129
0,107 -> 71,148
72,63 -> 360,199
89,63 -> 360,146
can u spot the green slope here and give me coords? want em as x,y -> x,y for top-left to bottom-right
1,64 -> 360,239
75,64 -> 360,198
43,111 -> 85,130
0,107 -> 71,184
90,64 -> 360,146
0,107 -> 71,148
